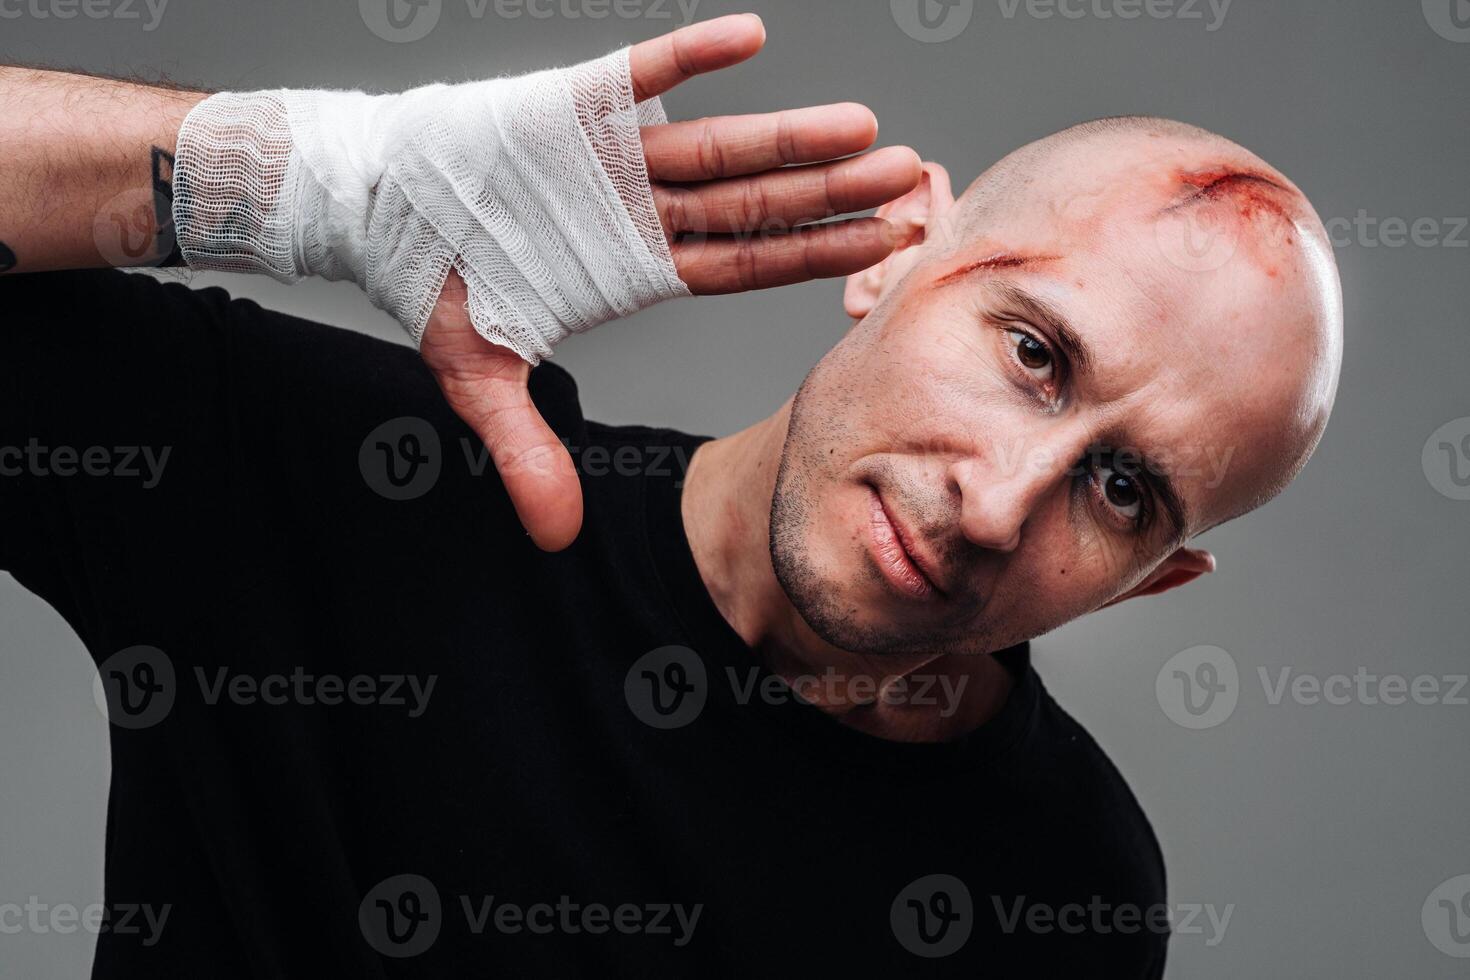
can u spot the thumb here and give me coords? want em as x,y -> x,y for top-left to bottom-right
421,268 -> 584,551
450,375 -> 584,552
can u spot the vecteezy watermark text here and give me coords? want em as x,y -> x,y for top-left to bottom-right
93,645 -> 438,729
358,415 -> 697,501
460,895 -> 701,945
359,0 -> 699,43
0,898 -> 171,946
892,0 -> 1231,44
194,666 -> 437,718
623,645 -> 971,730
358,874 -> 701,957
991,895 -> 1234,946
0,440 -> 171,489
0,0 -> 168,30
1157,645 -> 1469,729
996,0 -> 1231,30
888,873 -> 1233,958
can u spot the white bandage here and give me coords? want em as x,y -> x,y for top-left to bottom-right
171,47 -> 689,363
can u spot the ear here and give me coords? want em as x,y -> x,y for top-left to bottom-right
1101,547 -> 1216,609
843,161 -> 955,320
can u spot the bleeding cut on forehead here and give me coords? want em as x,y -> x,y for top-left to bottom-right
712,116 -> 1345,664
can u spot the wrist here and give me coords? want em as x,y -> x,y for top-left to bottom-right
171,47 -> 689,360
173,90 -> 304,279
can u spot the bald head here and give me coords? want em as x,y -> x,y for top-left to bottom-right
772,115 -> 1345,657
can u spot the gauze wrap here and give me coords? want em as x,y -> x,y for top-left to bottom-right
171,47 -> 689,363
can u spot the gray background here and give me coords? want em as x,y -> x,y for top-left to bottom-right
3,0 -> 1467,975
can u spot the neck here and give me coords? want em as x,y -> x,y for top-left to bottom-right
679,399 -> 1014,743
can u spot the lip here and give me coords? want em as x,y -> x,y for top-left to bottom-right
866,485 -> 945,601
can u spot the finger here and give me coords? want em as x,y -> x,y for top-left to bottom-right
658,146 -> 922,235
674,217 -> 900,294
629,13 -> 766,102
448,373 -> 585,552
642,103 -> 879,182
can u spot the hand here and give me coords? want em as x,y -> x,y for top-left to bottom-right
420,12 -> 922,551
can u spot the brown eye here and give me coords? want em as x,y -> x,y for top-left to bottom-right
1005,329 -> 1054,381
1095,459 -> 1143,522
1105,471 -> 1141,511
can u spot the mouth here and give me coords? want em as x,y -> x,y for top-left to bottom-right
865,484 -> 946,601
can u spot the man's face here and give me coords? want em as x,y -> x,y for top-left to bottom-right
769,136 -> 1339,658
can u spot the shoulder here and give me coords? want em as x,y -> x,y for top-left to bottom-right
1026,684 -> 1168,898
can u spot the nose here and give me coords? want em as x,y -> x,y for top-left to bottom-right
947,429 -> 1085,553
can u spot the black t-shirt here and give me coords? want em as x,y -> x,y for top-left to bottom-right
0,269 -> 1168,978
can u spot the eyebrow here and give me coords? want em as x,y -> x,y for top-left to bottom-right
935,266 -> 1191,542
944,271 -> 1094,377
1140,456 -> 1190,548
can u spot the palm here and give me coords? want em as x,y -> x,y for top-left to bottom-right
420,13 -> 921,551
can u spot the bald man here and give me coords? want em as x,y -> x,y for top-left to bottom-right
0,15 -> 1340,980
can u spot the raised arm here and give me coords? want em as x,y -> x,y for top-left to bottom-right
1,14 -> 923,552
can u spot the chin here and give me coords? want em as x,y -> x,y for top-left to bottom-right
769,479 -> 968,657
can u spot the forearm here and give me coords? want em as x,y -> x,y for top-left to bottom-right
0,66 -> 207,273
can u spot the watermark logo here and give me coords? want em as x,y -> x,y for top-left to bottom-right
94,186 -> 169,266
359,0 -> 441,42
92,147 -> 177,267
891,0 -> 974,42
95,647 -> 437,726
891,874 -> 973,957
358,418 -> 697,497
1154,205 -> 1239,273
360,874 -> 443,957
360,416 -> 442,501
624,645 -> 707,729
1161,651 -> 1468,726
1158,204 -> 1468,275
1156,645 -> 1238,729
1423,0 -> 1470,42
1423,417 -> 1470,501
1423,874 -> 1470,957
93,645 -> 176,730
1323,211 -> 1468,249
624,647 -> 974,729
361,874 -> 700,949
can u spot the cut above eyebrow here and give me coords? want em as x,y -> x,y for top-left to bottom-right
931,252 -> 1056,286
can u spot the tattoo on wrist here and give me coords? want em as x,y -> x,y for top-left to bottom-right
0,240 -> 15,274
151,145 -> 184,267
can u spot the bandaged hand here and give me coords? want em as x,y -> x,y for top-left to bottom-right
174,14 -> 921,550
